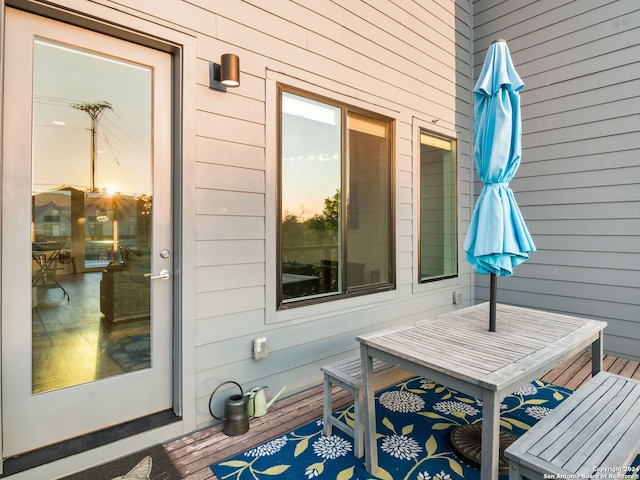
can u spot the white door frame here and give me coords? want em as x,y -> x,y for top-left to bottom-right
2,7 -> 174,455
0,1 -> 197,476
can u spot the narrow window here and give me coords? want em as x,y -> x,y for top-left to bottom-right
278,87 -> 394,307
419,132 -> 457,282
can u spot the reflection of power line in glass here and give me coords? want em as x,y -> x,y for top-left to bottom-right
36,95 -> 150,167
35,95 -> 79,106
71,101 -> 112,192
100,114 -> 151,167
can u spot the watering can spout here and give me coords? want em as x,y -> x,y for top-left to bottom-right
266,386 -> 287,409
247,386 -> 287,417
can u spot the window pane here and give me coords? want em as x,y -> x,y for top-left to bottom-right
280,92 -> 341,300
419,132 -> 457,281
347,112 -> 391,289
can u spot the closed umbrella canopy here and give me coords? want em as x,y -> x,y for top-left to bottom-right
464,40 -> 535,328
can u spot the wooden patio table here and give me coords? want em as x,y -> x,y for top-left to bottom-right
357,302 -> 607,480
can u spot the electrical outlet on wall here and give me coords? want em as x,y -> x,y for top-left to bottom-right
253,337 -> 268,360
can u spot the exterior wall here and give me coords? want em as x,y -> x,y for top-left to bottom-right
192,0 -> 475,427
472,1 -> 640,361
0,0 -> 475,476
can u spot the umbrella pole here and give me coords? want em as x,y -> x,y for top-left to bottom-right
489,273 -> 497,332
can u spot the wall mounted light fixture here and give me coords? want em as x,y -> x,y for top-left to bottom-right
209,54 -> 240,92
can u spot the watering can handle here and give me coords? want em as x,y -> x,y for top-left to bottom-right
209,380 -> 244,421
246,386 -> 267,418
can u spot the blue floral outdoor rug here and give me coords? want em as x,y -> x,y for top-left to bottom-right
211,377 -> 573,480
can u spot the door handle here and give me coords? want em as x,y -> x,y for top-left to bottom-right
145,269 -> 170,280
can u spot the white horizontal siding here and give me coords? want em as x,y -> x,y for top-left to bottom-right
473,0 -> 640,361
196,239 -> 264,266
196,263 -> 265,293
196,165 -> 265,195
196,136 -> 264,170
196,190 -> 264,217
195,285 -> 265,320
196,215 -> 264,241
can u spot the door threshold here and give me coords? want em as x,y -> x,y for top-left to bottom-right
1,409 -> 180,477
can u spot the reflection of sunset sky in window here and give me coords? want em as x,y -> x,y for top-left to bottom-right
32,38 -> 152,196
281,93 -> 341,219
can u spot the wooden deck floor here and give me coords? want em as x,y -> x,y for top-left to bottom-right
164,351 -> 640,480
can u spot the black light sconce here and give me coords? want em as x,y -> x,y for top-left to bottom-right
209,54 -> 240,92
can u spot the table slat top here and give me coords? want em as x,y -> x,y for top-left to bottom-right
357,303 -> 607,391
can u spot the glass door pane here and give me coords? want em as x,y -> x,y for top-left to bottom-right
31,38 -> 153,393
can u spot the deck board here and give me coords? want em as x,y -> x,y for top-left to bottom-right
164,352 -> 640,479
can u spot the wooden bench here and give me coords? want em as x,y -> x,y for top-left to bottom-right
505,372 -> 640,480
321,356 -> 411,457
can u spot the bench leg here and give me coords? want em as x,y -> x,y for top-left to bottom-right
323,376 -> 333,436
592,330 -> 604,376
353,390 -> 363,458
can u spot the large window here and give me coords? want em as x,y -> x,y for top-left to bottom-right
419,132 -> 457,282
278,87 -> 394,307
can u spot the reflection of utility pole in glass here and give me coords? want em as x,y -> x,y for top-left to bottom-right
71,101 -> 112,192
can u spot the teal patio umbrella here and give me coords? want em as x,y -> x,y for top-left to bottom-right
464,39 -> 535,331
